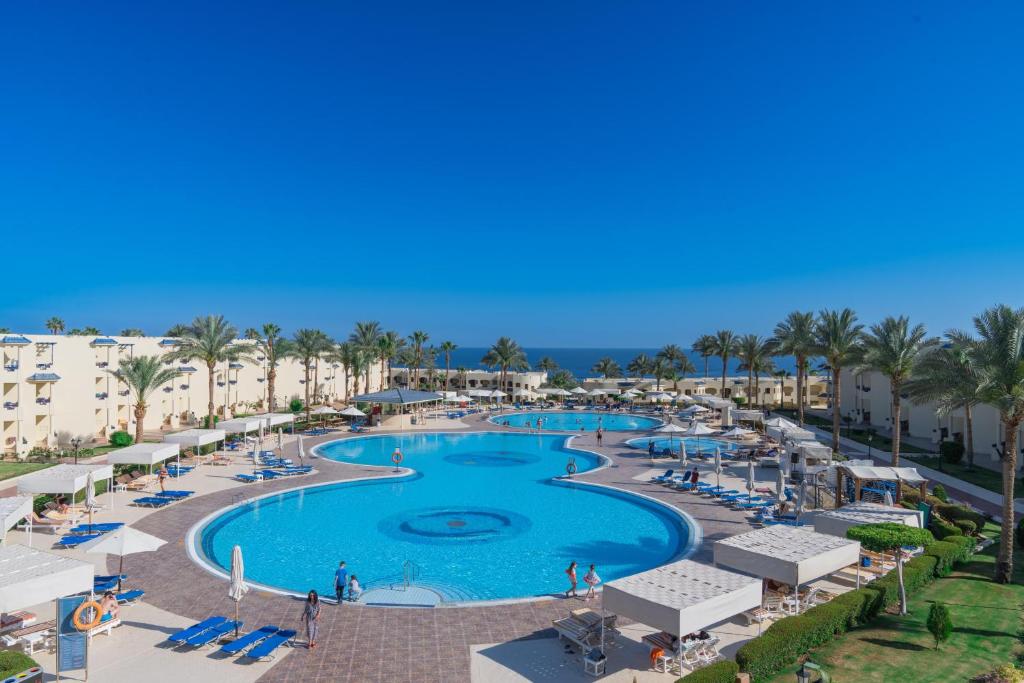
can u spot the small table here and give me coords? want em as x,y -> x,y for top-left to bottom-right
583,654 -> 606,677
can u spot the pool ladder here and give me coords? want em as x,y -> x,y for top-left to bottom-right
403,560 -> 421,588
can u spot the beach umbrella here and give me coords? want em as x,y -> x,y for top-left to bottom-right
311,406 -> 338,415
721,426 -> 754,439
228,545 -> 249,637
340,406 -> 366,417
765,416 -> 798,429
746,459 -> 756,502
570,387 -> 588,395
713,447 -> 723,489
796,480 -> 808,518
685,422 -> 715,456
84,470 -> 97,527
776,468 -> 787,506
883,488 -> 894,507
656,422 -> 686,453
81,527 -> 166,592
297,435 -> 306,462
677,442 -> 688,469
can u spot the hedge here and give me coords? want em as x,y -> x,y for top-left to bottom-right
736,544 -> 970,681
930,516 -> 963,540
0,651 -> 37,677
676,661 -> 739,683
933,502 -> 986,531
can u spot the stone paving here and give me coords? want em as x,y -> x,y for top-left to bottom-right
121,414 -> 754,683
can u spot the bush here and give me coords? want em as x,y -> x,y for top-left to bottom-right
676,661 -> 739,683
933,502 -> 986,531
202,414 -> 219,428
927,601 -> 953,650
930,516 -> 963,540
939,440 -> 965,466
973,664 -> 1024,683
108,430 -> 132,447
955,519 -> 978,536
289,398 -> 304,413
932,483 -> 949,502
924,541 -> 962,576
0,651 -> 37,677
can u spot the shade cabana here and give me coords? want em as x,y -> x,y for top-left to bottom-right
814,502 -> 923,538
218,417 -> 264,434
163,428 -> 226,449
254,413 -> 296,428
18,464 -> 114,496
0,544 -> 94,613
602,560 -> 762,638
731,409 -> 763,423
713,526 -> 861,609
0,496 -> 33,545
106,442 -> 180,473
351,388 -> 443,405
833,464 -> 927,508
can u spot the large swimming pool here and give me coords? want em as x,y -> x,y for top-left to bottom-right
491,411 -> 663,431
625,436 -> 739,455
194,432 -> 692,603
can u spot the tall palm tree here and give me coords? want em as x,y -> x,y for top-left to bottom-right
710,330 -> 738,393
45,317 -> 65,335
120,328 -> 144,337
289,329 -> 333,422
109,356 -> 180,444
669,356 -> 697,391
591,357 -> 622,379
455,366 -> 468,390
814,309 -> 864,453
439,341 -> 458,390
627,353 -> 652,380
350,321 -> 382,392
246,324 -> 292,411
536,356 -> 559,374
165,324 -> 189,337
692,334 -> 716,378
482,337 -> 528,395
905,332 -> 984,470
774,369 -> 791,409
736,335 -> 769,408
167,315 -> 254,428
771,311 -> 817,424
376,331 -> 403,391
408,331 -> 430,387
650,358 -> 671,391
856,316 -> 935,467
657,344 -> 685,373
967,305 -> 1024,583
331,342 -> 358,399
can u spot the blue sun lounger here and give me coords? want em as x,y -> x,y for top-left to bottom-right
68,522 -> 124,535
219,625 -> 279,655
181,619 -> 241,648
117,589 -> 145,604
56,533 -> 101,548
255,469 -> 285,479
650,469 -> 673,482
242,628 -> 296,661
235,474 -> 262,483
167,616 -> 228,644
134,496 -> 174,508
156,490 -> 194,498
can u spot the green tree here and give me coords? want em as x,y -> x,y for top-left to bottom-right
288,329 -> 333,422
650,357 -> 671,390
591,356 -> 622,379
108,356 -> 181,444
349,321 -> 382,393
692,334 -> 716,378
120,328 -> 145,337
967,305 -> 1024,583
771,311 -> 816,424
439,341 -> 457,390
815,309 -> 864,453
376,331 -> 404,390
709,330 -> 738,394
45,317 -> 65,334
165,324 -> 189,337
846,522 -> 934,615
627,353 -> 651,379
536,356 -> 559,374
927,601 -> 952,650
546,369 -> 577,389
167,315 -> 254,428
245,324 -> 292,411
408,330 -> 430,387
482,337 -> 528,395
905,332 -> 984,470
856,316 -> 935,467
736,334 -> 770,409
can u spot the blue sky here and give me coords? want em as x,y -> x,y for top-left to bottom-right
3,2 -> 1023,345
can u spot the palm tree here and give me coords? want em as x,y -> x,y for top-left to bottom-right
350,321 -> 382,392
348,346 -> 372,396
482,337 -> 528,395
246,324 -> 292,411
455,366 -> 468,390
45,317 -> 65,335
856,316 -> 935,467
692,335 -> 716,378
439,341 -> 457,390
905,332 -> 984,470
376,331 -> 403,390
627,353 -> 652,380
966,305 -> 1024,583
815,309 -> 864,453
657,344 -> 685,372
109,356 -> 180,444
736,335 -> 769,408
710,330 -> 738,393
408,331 -> 430,387
120,328 -> 144,337
669,356 -> 697,391
536,356 -> 559,374
165,324 -> 189,337
330,342 -> 358,399
167,315 -> 254,428
591,357 -> 622,379
773,369 -> 791,409
650,358 -> 671,390
771,311 -> 817,424
289,329 -> 333,422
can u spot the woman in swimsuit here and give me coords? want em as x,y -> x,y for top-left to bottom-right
565,561 -> 578,598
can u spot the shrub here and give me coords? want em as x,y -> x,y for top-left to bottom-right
955,519 -> 978,536
973,664 -> 1024,683
0,651 -> 37,677
676,661 -> 739,683
930,516 -> 963,540
932,483 -> 949,502
934,502 -> 986,531
900,500 -> 919,511
108,430 -> 132,447
939,440 -> 965,466
924,541 -> 962,576
202,414 -> 219,428
289,398 -> 304,413
927,601 -> 953,650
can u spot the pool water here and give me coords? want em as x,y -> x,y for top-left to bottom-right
196,432 -> 691,603
492,411 -> 662,431
625,436 -> 739,455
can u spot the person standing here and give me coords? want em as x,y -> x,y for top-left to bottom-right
157,465 -> 168,493
565,561 -> 578,598
334,561 -> 348,603
648,440 -> 655,458
596,428 -> 603,446
583,564 -> 601,600
302,590 -> 321,648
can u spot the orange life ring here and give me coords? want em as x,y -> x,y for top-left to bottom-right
72,600 -> 104,631
391,449 -> 403,465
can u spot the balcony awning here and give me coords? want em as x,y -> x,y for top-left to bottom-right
0,335 -> 31,345
90,337 -> 118,346
158,339 -> 178,346
27,373 -> 61,382
178,366 -> 198,373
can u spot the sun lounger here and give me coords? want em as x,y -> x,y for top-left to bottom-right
133,496 -> 175,508
235,474 -> 262,483
56,533 -> 101,548
68,522 -> 124,535
94,577 -> 120,592
219,624 -> 279,655
117,590 -> 145,604
553,617 -> 599,651
181,619 -> 241,648
167,616 -> 228,644
651,469 -> 674,482
156,490 -> 194,498
242,628 -> 296,661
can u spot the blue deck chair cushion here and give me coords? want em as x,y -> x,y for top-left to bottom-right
183,620 -> 241,648
243,629 -> 296,660
167,616 -> 227,643
219,625 -> 279,655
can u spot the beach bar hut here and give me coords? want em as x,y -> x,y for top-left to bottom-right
714,526 -> 860,612
351,388 -> 443,427
603,560 -> 761,639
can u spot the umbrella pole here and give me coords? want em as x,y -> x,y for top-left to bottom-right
118,555 -> 124,593
234,601 -> 240,637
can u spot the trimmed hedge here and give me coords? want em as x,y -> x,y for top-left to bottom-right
676,661 -> 739,683
933,502 -> 986,531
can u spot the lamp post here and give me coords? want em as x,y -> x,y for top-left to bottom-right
70,437 -> 82,465
867,429 -> 874,458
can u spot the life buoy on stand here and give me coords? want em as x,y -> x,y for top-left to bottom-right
72,600 -> 104,631
565,459 -> 577,476
391,448 -> 404,465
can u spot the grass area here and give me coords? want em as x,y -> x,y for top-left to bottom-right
902,453 -> 1024,498
763,525 -> 1023,683
0,462 -> 54,481
775,409 -> 932,454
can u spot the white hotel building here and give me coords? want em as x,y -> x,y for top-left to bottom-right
1,333 -> 385,458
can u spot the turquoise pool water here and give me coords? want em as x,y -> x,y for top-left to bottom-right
625,436 -> 738,455
491,411 -> 662,431
196,432 -> 691,603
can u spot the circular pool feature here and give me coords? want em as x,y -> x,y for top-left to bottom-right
492,411 -> 663,431
626,436 -> 739,455
379,506 -> 532,544
194,432 -> 694,603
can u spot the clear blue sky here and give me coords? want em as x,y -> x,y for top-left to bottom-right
3,2 -> 1023,345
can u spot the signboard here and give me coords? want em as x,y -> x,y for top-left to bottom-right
57,595 -> 88,677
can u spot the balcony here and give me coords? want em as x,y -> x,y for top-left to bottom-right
95,392 -> 108,400
257,378 -> 265,383
95,361 -> 109,368
228,380 -> 237,385
217,381 -> 225,387
36,397 -> 50,405
257,356 -> 266,362
179,384 -> 190,390
36,363 -> 52,370
119,390 -> 130,397
3,362 -> 17,371
3,401 -> 16,410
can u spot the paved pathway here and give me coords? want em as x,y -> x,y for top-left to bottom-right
121,415 -> 754,683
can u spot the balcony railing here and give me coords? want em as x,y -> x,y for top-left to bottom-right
118,390 -> 130,397
180,384 -> 190,390
95,392 -> 108,399
36,397 -> 50,405
228,380 -> 237,385
217,381 -> 225,387
96,361 -> 109,368
36,363 -> 52,369
257,378 -> 265,383
3,402 -> 17,409
163,386 -> 173,393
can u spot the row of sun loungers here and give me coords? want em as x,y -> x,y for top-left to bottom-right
167,617 -> 295,660
236,465 -> 313,483
642,631 -> 722,674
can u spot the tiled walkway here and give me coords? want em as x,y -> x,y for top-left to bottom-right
123,416 -> 754,683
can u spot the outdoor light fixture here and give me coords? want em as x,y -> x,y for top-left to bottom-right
70,437 -> 82,464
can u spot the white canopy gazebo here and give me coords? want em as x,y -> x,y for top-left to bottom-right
0,544 -> 94,613
714,526 -> 860,610
106,442 -> 180,469
18,464 -> 114,497
253,413 -> 296,428
731,409 -> 764,423
814,502 -> 923,538
0,496 -> 33,545
218,417 -> 264,434
602,560 -> 762,638
163,428 -> 226,449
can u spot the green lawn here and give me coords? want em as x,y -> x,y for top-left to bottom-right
774,409 -> 932,454
901,454 -> 1024,498
763,527 -> 1023,683
0,462 -> 54,481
